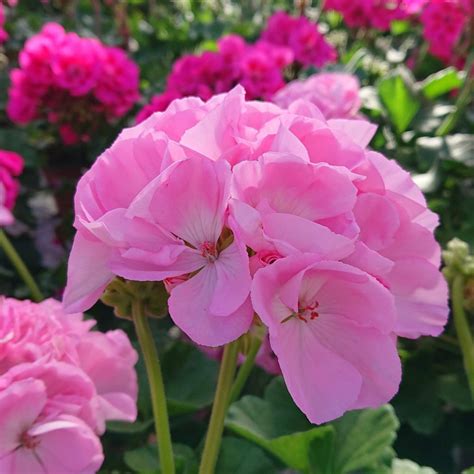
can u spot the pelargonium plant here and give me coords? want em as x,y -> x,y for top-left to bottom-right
136,11 -> 337,123
0,297 -> 138,472
63,86 -> 449,473
6,22 -> 139,145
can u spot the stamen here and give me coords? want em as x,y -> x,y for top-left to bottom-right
21,432 -> 39,449
201,241 -> 218,262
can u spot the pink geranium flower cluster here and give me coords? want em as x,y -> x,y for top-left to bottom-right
324,0 -> 409,30
136,12 -> 336,123
273,72 -> 362,120
420,0 -> 472,66
260,11 -> 338,66
0,150 -> 23,226
136,34 -> 294,123
0,4 -> 8,43
7,23 -> 139,145
64,87 -> 448,424
0,297 -> 138,472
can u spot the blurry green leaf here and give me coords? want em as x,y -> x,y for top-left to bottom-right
106,418 -> 153,434
124,444 -> 198,474
462,468 -> 474,474
416,135 -> 474,167
216,437 -> 277,474
226,377 -> 334,472
392,459 -> 437,473
421,68 -> 464,99
330,405 -> 399,474
378,71 -> 420,133
438,373 -> 474,411
162,341 -> 219,415
391,20 -> 410,35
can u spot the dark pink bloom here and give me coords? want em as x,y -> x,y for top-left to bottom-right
0,150 -> 24,226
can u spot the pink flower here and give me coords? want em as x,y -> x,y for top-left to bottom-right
252,254 -> 401,423
420,0 -> 471,66
273,73 -> 362,120
64,86 -> 448,423
0,376 -> 103,473
0,298 -> 138,428
0,4 -> 8,44
135,90 -> 180,124
260,11 -> 337,67
0,150 -> 24,226
7,23 -> 140,144
324,0 -> 408,30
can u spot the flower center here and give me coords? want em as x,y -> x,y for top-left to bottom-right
20,432 -> 40,450
281,301 -> 320,324
201,241 -> 218,262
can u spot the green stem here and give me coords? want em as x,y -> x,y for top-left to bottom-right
199,340 -> 240,474
436,53 -> 474,137
132,299 -> 175,474
0,230 -> 43,301
229,337 -> 262,405
451,275 -> 474,399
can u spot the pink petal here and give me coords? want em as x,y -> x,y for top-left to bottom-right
328,119 -> 377,148
63,232 -> 113,313
169,264 -> 253,346
128,156 -> 231,248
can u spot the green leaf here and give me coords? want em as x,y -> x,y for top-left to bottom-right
106,418 -> 153,434
161,341 -> 219,415
462,468 -> 474,474
378,71 -> 421,133
392,459 -> 437,473
216,437 -> 278,474
421,68 -> 464,99
124,444 -> 198,474
330,405 -> 399,474
416,135 -> 474,167
225,377 -> 334,472
438,373 -> 474,411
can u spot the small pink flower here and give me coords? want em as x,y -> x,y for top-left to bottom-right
0,377 -> 103,473
0,150 -> 24,227
273,73 -> 362,120
252,254 -> 401,424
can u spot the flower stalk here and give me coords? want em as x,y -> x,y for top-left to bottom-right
199,340 -> 240,474
132,298 -> 175,474
0,230 -> 43,302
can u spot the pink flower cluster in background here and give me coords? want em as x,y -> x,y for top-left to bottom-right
273,72 -> 362,119
260,11 -> 337,66
0,297 -> 138,472
136,11 -> 336,123
7,23 -> 139,144
0,150 -> 23,226
323,0 -> 409,31
64,87 -> 448,425
420,0 -> 472,67
0,4 -> 8,43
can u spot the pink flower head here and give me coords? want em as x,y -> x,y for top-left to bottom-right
0,377 -> 104,474
7,23 -> 140,143
260,11 -> 337,67
252,254 -> 400,423
324,0 -> 408,30
420,0 -> 472,66
64,86 -> 448,423
0,298 -> 138,429
273,73 -> 362,120
0,4 -> 8,44
0,150 -> 24,226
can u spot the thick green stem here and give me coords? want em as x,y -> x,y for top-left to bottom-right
452,275 -> 474,399
132,299 -> 175,474
199,340 -> 240,474
0,230 -> 43,301
229,337 -> 262,405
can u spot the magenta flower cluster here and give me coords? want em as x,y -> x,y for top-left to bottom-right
136,11 -> 336,123
64,87 -> 448,425
7,23 -> 140,144
0,150 -> 23,226
0,297 -> 138,472
420,0 -> 472,66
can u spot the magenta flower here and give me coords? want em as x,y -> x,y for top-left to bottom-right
0,150 -> 24,227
